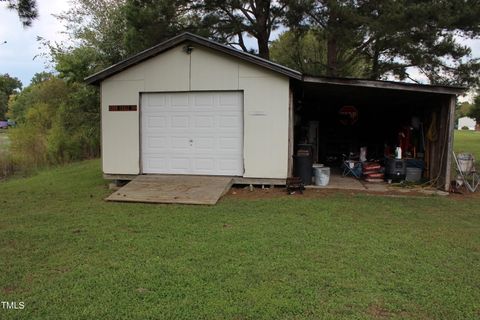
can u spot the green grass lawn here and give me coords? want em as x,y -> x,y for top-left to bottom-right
454,130 -> 480,165
0,160 -> 479,319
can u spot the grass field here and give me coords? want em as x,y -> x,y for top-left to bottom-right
0,130 -> 9,155
454,130 -> 480,165
1,160 -> 479,319
0,131 -> 479,319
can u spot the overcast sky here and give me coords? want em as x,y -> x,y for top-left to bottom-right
1,0 -> 479,99
0,0 -> 70,86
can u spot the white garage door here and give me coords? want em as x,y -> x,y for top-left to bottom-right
141,91 -> 244,176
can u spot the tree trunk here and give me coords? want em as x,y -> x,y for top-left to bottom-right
326,36 -> 338,77
257,32 -> 270,59
370,44 -> 380,80
254,0 -> 270,60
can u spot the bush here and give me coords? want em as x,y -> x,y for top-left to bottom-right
0,152 -> 15,179
462,126 -> 470,130
6,77 -> 100,172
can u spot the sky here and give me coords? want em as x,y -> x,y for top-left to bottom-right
1,1 -> 479,101
0,0 -> 70,86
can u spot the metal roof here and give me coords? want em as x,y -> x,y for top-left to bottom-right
302,76 -> 465,95
85,32 -> 465,96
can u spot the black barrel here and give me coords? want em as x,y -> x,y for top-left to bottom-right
385,159 -> 406,182
294,155 -> 313,185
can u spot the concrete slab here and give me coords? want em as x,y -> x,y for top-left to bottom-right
306,174 -> 367,191
106,175 -> 233,205
305,173 -> 392,192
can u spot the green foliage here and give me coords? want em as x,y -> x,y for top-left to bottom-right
270,30 -> 367,77
30,71 -> 54,85
123,0 -> 204,55
284,0 -> 480,85
6,76 -> 100,169
455,101 -> 473,124
0,73 -> 22,119
270,30 -> 326,75
7,76 -> 70,124
201,0 -> 286,59
468,93 -> 480,122
53,46 -> 102,83
457,102 -> 472,118
55,0 -> 129,66
3,0 -> 38,27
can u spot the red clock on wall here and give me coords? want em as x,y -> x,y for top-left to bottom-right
339,105 -> 358,125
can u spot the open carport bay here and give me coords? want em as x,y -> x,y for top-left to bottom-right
292,79 -> 456,189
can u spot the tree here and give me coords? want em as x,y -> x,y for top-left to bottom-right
469,94 -> 480,122
200,0 -> 286,59
1,0 -> 38,26
56,0 -> 129,66
0,73 -> 22,119
30,72 -> 54,85
284,0 -> 480,86
270,29 -> 367,77
123,0 -> 206,55
7,76 -> 100,166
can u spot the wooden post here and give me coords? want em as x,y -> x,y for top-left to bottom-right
443,95 -> 456,191
287,88 -> 294,177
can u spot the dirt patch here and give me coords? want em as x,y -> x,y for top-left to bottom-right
367,304 -> 394,319
226,185 -> 376,200
225,185 -> 445,200
2,286 -> 18,294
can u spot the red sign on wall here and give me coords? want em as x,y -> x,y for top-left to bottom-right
339,105 -> 358,125
109,105 -> 137,111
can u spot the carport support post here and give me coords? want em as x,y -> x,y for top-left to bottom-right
287,88 -> 294,177
443,95 -> 456,191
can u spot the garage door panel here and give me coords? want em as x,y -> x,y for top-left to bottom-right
194,158 -> 215,171
146,94 -> 166,107
194,94 -> 215,107
170,158 -> 191,170
194,137 -> 216,151
219,137 -> 241,150
170,94 -> 190,107
219,115 -> 242,128
219,159 -> 243,172
219,92 -> 241,106
142,91 -> 243,176
194,115 -> 215,128
147,116 -> 167,129
171,136 -> 191,150
147,136 -> 169,149
171,115 -> 190,128
144,157 -> 168,171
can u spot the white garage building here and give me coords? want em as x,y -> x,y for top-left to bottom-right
86,33 -> 463,191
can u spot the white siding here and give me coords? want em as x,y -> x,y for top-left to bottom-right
101,45 -> 290,178
458,117 -> 477,131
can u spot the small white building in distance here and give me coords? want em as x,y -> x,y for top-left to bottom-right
458,116 -> 477,130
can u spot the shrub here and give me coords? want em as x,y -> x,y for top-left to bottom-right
0,152 -> 15,179
462,126 -> 470,130
6,77 -> 100,172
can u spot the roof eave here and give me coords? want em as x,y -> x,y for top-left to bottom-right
84,32 -> 302,85
302,76 -> 466,96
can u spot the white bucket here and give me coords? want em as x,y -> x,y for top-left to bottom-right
457,153 -> 474,173
314,167 -> 330,186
